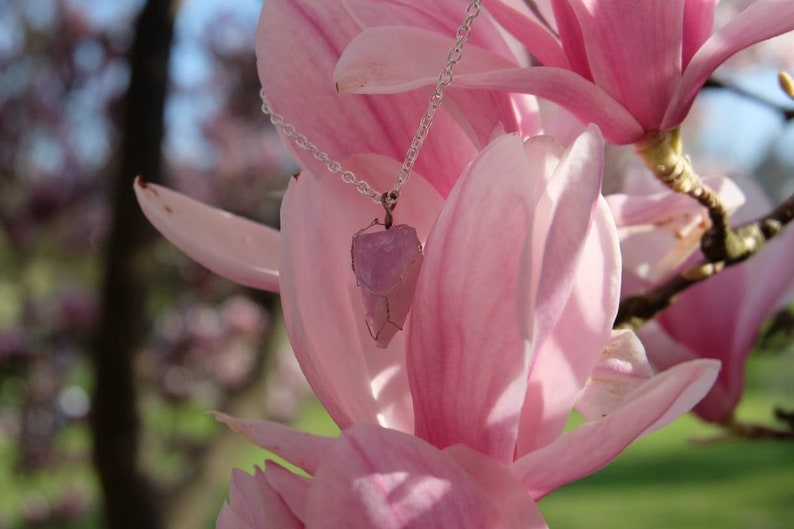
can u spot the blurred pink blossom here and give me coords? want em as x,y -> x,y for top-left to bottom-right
635,178 -> 794,422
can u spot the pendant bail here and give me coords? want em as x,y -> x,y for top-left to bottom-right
381,191 -> 399,229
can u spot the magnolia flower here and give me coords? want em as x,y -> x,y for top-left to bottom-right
634,178 -> 794,422
135,1 -> 721,523
334,0 -> 794,143
136,129 -> 719,518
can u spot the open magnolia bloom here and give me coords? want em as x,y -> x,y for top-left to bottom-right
334,0 -> 794,144
136,128 -> 719,525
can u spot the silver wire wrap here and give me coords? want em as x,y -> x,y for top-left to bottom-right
260,0 -> 482,207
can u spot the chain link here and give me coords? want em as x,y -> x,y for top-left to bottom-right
260,0 -> 482,209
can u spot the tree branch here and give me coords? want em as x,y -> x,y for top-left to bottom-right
615,191 -> 794,329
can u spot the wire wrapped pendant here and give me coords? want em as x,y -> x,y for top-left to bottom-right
351,223 -> 423,348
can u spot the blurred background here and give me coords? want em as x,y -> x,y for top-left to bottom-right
0,1 -> 792,528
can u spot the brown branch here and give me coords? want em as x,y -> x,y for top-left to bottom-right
615,191 -> 794,329
90,1 -> 175,528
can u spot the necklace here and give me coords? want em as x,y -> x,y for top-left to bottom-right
260,0 -> 482,347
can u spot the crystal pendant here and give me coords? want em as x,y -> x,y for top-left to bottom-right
351,223 -> 423,348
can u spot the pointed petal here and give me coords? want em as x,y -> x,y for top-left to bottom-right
682,0 -> 718,67
485,0 -> 569,68
564,0 -> 685,129
134,178 -> 279,292
574,329 -> 654,420
488,0 -> 568,68
305,424 -> 515,529
515,130 -> 608,451
280,157 -> 442,431
453,67 -> 644,143
664,0 -> 794,129
550,0 -> 592,78
514,359 -> 720,499
263,462 -> 312,523
445,444 -> 548,529
522,125 -> 605,350
213,413 -> 334,475
334,26 -> 516,94
224,467 -> 302,529
408,134 -> 539,463
216,503 -> 251,529
516,197 -> 622,455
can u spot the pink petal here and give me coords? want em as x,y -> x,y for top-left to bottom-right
514,359 -> 720,499
222,467 -> 301,529
485,0 -> 569,68
453,67 -> 644,143
213,413 -> 334,475
257,0 -> 521,198
522,125 -> 605,351
574,329 -> 654,420
663,0 -> 794,129
343,0 -> 523,64
550,0 -> 592,78
134,178 -> 279,292
608,176 -> 745,283
682,0 -> 718,67
352,224 -> 424,348
608,176 -> 743,228
304,424 -> 517,529
563,0 -> 685,129
516,197 -> 622,455
279,156 -> 442,431
408,134 -> 541,463
263,462 -> 312,523
445,444 -> 548,529
216,503 -> 250,529
333,26 -> 517,94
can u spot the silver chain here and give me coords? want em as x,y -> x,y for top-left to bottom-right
260,0 -> 482,208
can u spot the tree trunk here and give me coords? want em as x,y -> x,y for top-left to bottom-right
90,1 -> 174,528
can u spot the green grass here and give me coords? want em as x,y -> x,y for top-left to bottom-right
250,350 -> 794,529
540,402 -> 794,528
539,349 -> 794,529
226,388 -> 793,529
2,349 -> 791,528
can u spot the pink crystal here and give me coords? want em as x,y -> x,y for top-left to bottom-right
351,224 -> 423,348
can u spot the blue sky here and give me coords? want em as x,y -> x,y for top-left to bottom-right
167,0 -> 263,167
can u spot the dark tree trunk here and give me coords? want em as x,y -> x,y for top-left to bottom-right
90,1 -> 174,528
